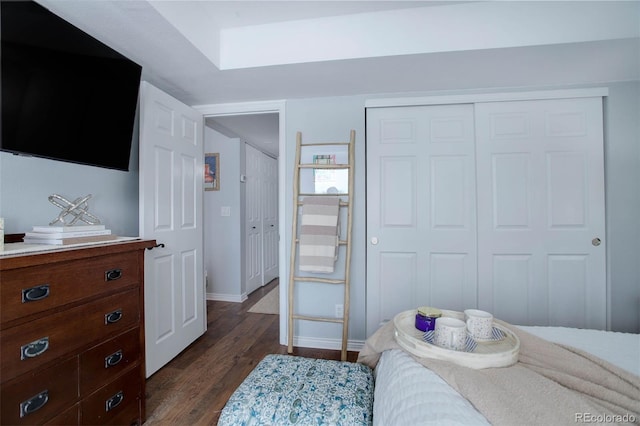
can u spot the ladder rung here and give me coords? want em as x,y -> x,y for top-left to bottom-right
293,276 -> 345,284
300,142 -> 350,147
294,238 -> 348,245
292,314 -> 344,324
297,199 -> 349,205
298,163 -> 351,169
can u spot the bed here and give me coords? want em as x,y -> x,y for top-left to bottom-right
363,322 -> 640,426
220,320 -> 639,426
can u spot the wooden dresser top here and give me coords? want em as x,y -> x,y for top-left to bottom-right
0,238 -> 156,270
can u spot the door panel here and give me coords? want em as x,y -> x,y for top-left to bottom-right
476,97 -> 605,329
430,253 -> 471,309
139,82 -> 206,377
263,154 -> 279,284
548,152 -> 587,227
548,254 -> 588,328
245,144 -> 263,294
491,254 -> 533,322
492,154 -> 530,228
378,252 -> 417,323
366,104 -> 477,335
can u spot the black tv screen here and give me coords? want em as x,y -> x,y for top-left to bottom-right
1,0 -> 142,171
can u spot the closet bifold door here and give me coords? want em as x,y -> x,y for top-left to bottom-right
475,97 -> 606,329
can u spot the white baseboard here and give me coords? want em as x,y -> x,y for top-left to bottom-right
293,336 -> 365,352
207,292 -> 247,303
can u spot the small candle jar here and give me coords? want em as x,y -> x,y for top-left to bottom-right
415,306 -> 442,332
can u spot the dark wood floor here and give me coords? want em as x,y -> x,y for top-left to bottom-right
144,279 -> 359,425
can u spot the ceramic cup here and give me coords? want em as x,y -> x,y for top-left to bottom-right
464,309 -> 494,340
433,317 -> 467,351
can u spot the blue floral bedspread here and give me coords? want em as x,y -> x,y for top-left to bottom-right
218,354 -> 374,425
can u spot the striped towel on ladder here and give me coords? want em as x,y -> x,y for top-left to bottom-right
299,196 -> 340,273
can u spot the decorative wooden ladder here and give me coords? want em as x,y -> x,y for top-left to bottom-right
287,130 -> 355,361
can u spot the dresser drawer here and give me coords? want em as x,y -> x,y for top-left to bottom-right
91,400 -> 141,426
1,252 -> 140,326
81,367 -> 142,425
45,404 -> 80,425
80,327 -> 141,396
1,289 -> 140,382
1,357 -> 78,425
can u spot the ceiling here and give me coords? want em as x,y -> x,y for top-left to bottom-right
35,1 -> 640,157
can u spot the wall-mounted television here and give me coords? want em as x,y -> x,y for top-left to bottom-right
1,0 -> 142,171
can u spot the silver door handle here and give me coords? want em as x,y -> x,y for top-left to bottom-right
592,237 -> 601,246
371,237 -> 379,245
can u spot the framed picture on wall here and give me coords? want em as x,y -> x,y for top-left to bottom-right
204,153 -> 220,191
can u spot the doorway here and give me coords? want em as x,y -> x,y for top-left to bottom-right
197,101 -> 287,345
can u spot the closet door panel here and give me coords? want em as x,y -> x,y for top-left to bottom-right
429,253 -> 471,310
491,254 -> 534,323
262,154 -> 279,284
366,104 -> 477,335
548,254 -> 589,328
381,157 -> 416,227
492,153 -> 531,229
431,156 -> 468,229
245,144 -> 263,294
547,152 -> 587,227
476,97 -> 605,329
376,252 -> 418,326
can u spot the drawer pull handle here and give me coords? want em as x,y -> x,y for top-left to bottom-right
105,268 -> 123,281
20,390 -> 49,418
106,391 -> 124,412
105,309 -> 123,324
105,350 -> 124,368
22,285 -> 50,303
21,337 -> 49,360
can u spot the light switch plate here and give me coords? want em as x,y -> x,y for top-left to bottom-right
221,206 -> 231,216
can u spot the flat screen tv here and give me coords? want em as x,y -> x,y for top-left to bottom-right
1,0 -> 142,171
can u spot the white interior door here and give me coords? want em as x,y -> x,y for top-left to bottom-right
245,144 -> 263,294
475,97 -> 606,329
139,82 -> 206,377
263,153 -> 279,284
366,104 -> 477,335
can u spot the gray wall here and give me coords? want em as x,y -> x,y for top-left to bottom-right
284,97 -> 368,344
0,120 -> 140,237
203,126 -> 245,301
2,81 -> 637,344
603,82 -> 640,332
283,82 -> 640,341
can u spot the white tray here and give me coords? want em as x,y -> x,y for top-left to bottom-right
393,309 -> 520,369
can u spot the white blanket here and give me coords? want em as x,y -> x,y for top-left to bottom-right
517,326 -> 639,377
374,349 -> 490,426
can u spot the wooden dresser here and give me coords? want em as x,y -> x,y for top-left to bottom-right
0,239 -> 155,425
